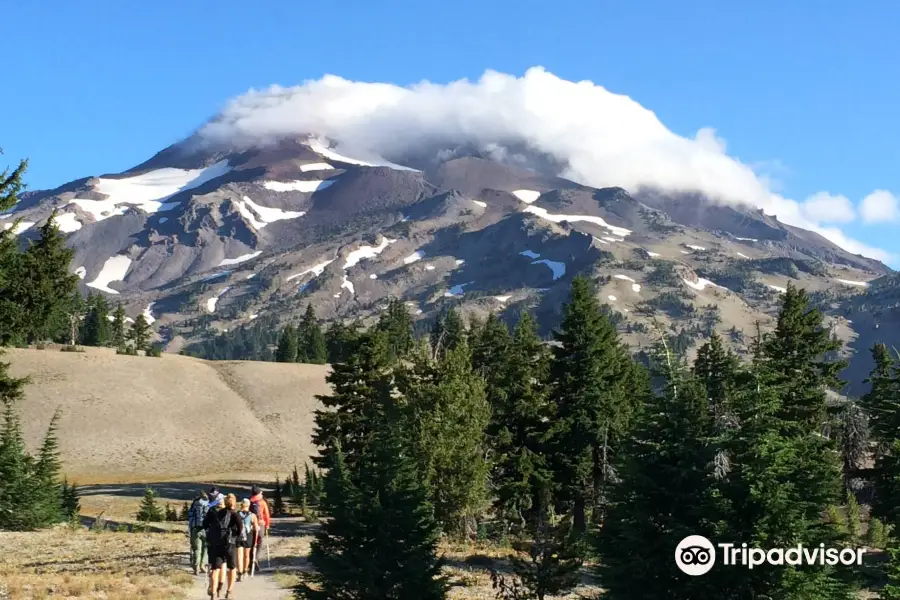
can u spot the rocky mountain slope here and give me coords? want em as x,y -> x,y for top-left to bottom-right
3,135 -> 895,391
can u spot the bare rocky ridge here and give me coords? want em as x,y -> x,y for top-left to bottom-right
2,136 -> 896,391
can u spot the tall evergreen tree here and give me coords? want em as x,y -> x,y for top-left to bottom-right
111,303 -> 127,352
33,408 -> 64,525
18,213 -> 78,343
490,312 -> 552,529
325,320 -> 360,364
300,435 -> 447,600
0,351 -> 31,530
547,276 -> 639,531
312,329 -> 394,472
275,323 -> 299,363
0,156 -> 29,346
430,309 -> 465,359
596,351 -> 724,599
376,298 -> 414,361
81,294 -> 111,347
128,313 -> 151,354
299,304 -> 328,364
405,340 -> 490,535
762,283 -> 845,434
862,345 -> 900,528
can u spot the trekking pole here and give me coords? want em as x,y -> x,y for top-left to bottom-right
266,532 -> 271,570
250,531 -> 258,578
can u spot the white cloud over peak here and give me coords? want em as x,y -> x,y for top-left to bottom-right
197,67 -> 894,263
801,192 -> 856,224
861,190 -> 900,224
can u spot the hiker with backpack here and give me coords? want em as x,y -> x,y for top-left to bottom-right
202,492 -> 243,600
188,491 -> 210,575
236,498 -> 260,581
247,485 -> 271,572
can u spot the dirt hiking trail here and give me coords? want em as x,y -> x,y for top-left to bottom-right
185,532 -> 292,600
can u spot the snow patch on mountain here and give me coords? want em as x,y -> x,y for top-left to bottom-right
685,244 -> 707,251
236,196 -> 305,229
87,255 -> 132,294
445,281 -> 474,297
143,302 -> 156,325
218,251 -> 262,267
531,259 -> 566,280
206,287 -> 231,313
403,251 -> 424,265
512,190 -> 541,204
735,237 -> 758,242
523,205 -> 632,238
835,279 -> 869,287
494,295 -> 512,303
683,277 -> 721,291
74,266 -> 86,279
737,252 -> 750,259
286,259 -> 334,282
472,200 -> 487,208
614,274 -> 636,283
70,161 -> 230,222
56,212 -> 82,233
263,179 -> 334,193
307,137 -> 416,171
425,264 -> 435,271
645,250 -> 661,257
769,285 -> 787,293
343,237 -> 396,269
300,162 -> 334,172
608,295 -> 617,301
3,221 -> 34,234
632,283 -> 641,292
340,275 -> 355,295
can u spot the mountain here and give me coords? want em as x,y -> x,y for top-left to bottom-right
2,135 -> 894,390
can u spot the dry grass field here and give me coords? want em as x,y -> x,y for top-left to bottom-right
5,346 -> 330,484
0,526 -> 194,600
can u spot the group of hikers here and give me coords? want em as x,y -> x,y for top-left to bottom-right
187,485 -> 273,600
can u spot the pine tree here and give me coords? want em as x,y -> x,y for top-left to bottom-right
275,323 -> 299,363
376,298 -> 414,361
430,309 -> 465,359
111,303 -> 127,352
273,475 -> 286,516
300,434 -> 448,600
0,155 -> 28,346
165,503 -> 178,522
762,283 -> 845,434
18,212 -> 78,343
299,305 -> 328,364
325,321 -> 360,364
128,314 -> 151,354
60,478 -> 81,519
312,329 -> 394,472
33,408 -> 64,525
81,294 -> 111,347
135,487 -> 164,522
180,502 -> 190,521
862,345 -> 900,529
405,340 -> 491,535
547,276 -> 640,531
491,312 -> 552,530
0,351 -> 31,530
596,351 -> 724,599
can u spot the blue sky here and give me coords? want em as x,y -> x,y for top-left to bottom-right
4,1 -> 898,263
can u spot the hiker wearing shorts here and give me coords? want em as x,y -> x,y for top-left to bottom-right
188,491 -> 209,575
236,498 -> 260,581
202,492 -> 242,599
248,485 -> 271,570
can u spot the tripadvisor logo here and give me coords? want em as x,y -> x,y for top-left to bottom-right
675,535 -> 866,576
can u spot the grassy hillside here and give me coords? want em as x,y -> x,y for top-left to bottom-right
5,346 -> 330,484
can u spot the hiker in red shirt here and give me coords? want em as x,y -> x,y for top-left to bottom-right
248,485 -> 271,572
